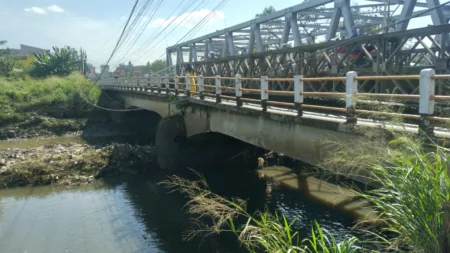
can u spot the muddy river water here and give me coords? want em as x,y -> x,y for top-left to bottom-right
0,137 -> 361,253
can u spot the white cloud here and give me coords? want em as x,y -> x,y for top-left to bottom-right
24,7 -> 47,15
24,5 -> 65,15
47,5 -> 65,13
152,9 -> 225,29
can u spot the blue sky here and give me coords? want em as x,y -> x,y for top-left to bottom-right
0,0 -> 435,69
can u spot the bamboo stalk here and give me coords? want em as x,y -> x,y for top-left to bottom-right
357,93 -> 420,99
301,104 -> 346,112
432,75 -> 450,80
240,88 -> 260,93
301,92 -> 345,97
355,75 -> 420,81
302,77 -> 346,82
355,109 -> 420,119
267,90 -> 295,95
431,95 -> 450,101
265,78 -> 294,82
266,101 -> 295,107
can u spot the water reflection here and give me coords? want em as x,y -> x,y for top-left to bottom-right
0,169 -> 360,253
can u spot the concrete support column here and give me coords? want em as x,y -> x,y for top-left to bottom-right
419,68 -> 435,136
261,76 -> 269,112
235,74 -> 242,107
198,75 -> 205,100
345,71 -> 358,124
215,75 -> 221,103
186,74 -> 191,97
294,75 -> 303,117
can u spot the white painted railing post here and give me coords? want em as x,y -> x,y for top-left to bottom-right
235,74 -> 242,107
144,77 -> 149,92
198,75 -> 205,100
165,75 -> 169,94
261,76 -> 269,112
157,76 -> 161,94
215,75 -> 221,103
175,76 -> 179,96
186,74 -> 191,97
294,75 -> 303,117
419,68 -> 435,135
346,71 -> 358,124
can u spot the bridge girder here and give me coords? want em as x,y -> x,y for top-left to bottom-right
165,0 -> 450,85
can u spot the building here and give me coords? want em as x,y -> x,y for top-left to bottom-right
100,65 -> 111,79
86,67 -> 99,80
9,44 -> 49,57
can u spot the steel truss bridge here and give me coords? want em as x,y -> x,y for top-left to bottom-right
165,0 -> 450,95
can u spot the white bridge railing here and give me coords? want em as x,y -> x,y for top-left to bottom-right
99,69 -> 450,133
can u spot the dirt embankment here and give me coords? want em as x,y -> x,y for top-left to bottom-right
0,143 -> 156,189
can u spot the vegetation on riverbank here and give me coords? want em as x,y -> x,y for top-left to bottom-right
0,143 -> 155,189
161,172 -> 362,253
163,131 -> 450,252
0,73 -> 102,139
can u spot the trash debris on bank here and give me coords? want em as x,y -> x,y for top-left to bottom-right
0,143 -> 156,189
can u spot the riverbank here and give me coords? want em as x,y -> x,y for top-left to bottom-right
0,73 -> 107,140
0,142 -> 156,189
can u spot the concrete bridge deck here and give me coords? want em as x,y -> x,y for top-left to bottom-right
98,69 -> 450,184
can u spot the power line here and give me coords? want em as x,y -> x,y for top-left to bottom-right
112,0 -> 155,61
108,0 -> 193,70
122,0 -> 203,64
112,0 -> 165,68
94,0 -> 140,85
81,0 -> 148,113
176,0 -> 229,44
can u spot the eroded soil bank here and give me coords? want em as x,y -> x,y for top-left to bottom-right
0,142 -> 156,189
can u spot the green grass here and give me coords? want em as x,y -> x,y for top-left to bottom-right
0,73 -> 101,138
358,137 -> 450,252
160,171 -> 362,253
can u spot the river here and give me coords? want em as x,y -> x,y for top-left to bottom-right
0,136 -> 361,253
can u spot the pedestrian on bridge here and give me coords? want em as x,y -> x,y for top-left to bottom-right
185,64 -> 197,93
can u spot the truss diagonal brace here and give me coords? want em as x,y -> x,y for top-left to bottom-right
326,0 -> 355,40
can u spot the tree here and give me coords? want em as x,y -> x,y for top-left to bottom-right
125,61 -> 134,75
0,40 -> 15,77
146,61 -> 151,74
255,6 -> 279,50
29,46 -> 81,77
255,6 -> 276,18
149,59 -> 166,74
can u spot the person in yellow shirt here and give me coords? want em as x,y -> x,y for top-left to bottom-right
185,64 -> 197,92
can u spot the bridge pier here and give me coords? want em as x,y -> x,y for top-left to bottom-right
155,115 -> 186,170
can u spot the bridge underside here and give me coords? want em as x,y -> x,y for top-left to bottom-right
106,90 -> 380,177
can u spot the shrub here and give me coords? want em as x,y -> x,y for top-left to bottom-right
29,46 -> 81,78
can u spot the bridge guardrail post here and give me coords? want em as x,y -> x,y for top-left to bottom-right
143,77 -> 148,92
235,74 -> 242,107
175,76 -> 179,96
198,75 -> 205,100
345,71 -> 358,124
419,68 -> 435,137
294,75 -> 303,117
186,74 -> 191,97
151,77 -> 155,93
165,75 -> 169,94
261,76 -> 269,112
215,75 -> 221,103
157,76 -> 161,94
